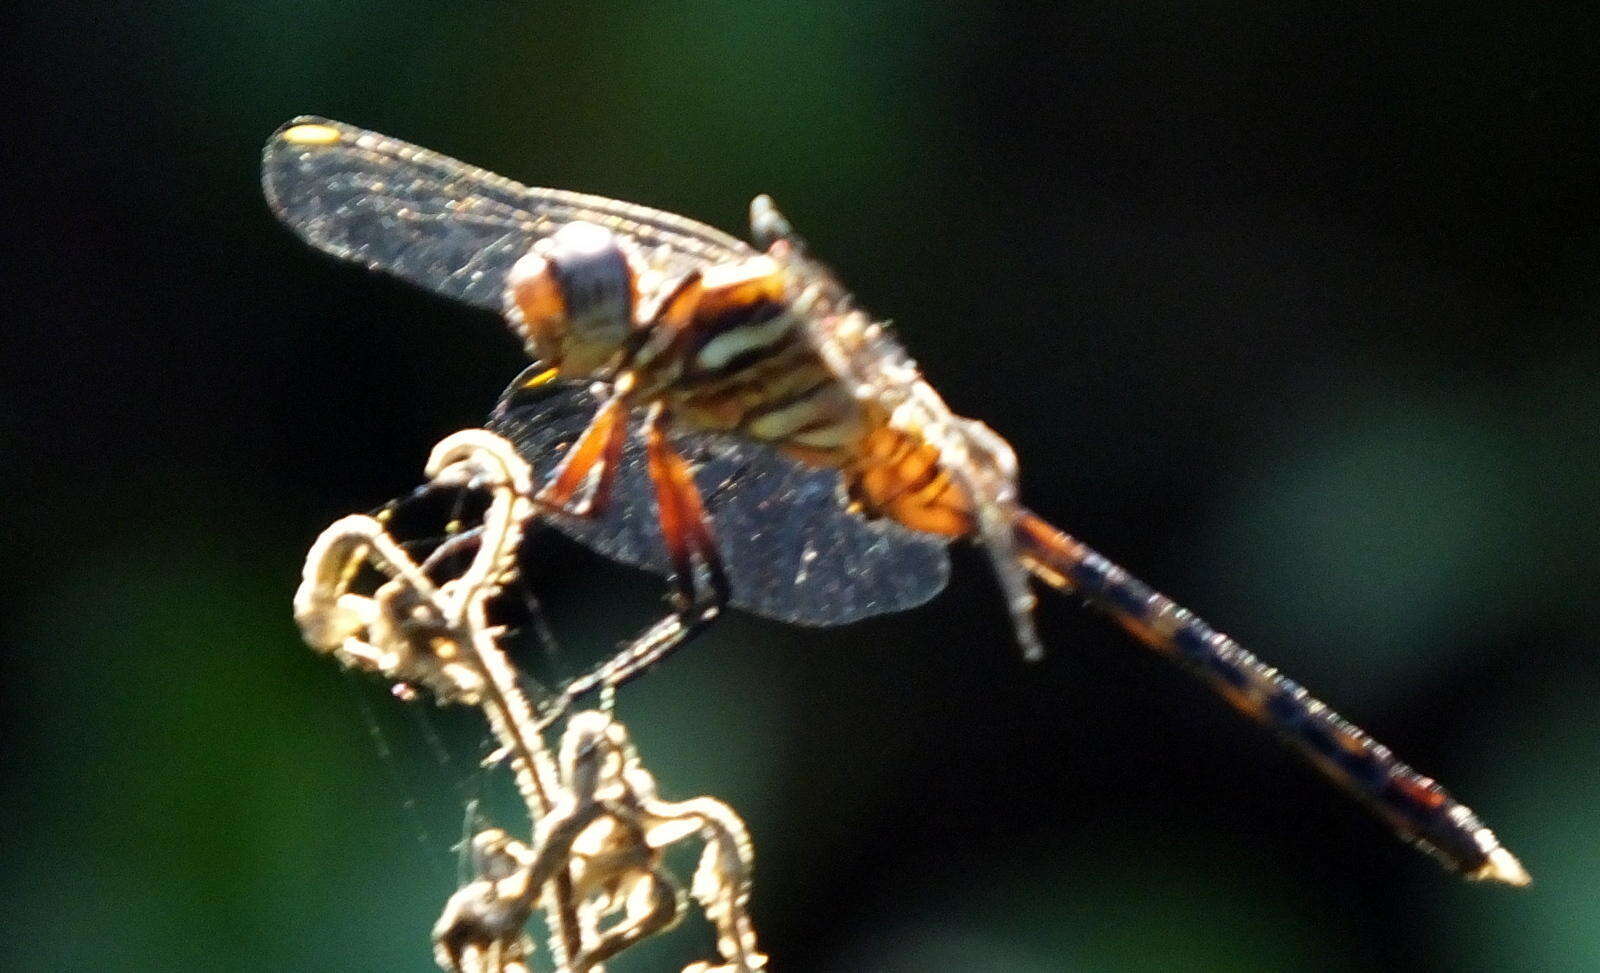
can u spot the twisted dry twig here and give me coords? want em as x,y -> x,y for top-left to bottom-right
295,429 -> 765,972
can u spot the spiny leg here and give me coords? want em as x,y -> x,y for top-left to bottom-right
554,404 -> 729,713
535,388 -> 630,518
491,360 -> 629,521
645,404 -> 729,619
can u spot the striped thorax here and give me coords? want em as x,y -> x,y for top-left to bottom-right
505,223 -> 981,537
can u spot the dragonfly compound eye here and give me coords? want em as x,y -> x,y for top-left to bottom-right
505,222 -> 638,376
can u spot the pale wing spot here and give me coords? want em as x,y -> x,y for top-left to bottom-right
281,123 -> 343,145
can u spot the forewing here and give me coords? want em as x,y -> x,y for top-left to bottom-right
488,382 -> 951,626
262,116 -> 755,310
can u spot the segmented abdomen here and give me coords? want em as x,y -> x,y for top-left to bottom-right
1014,513 -> 1523,882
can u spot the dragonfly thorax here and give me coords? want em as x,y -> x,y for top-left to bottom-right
505,222 -> 641,377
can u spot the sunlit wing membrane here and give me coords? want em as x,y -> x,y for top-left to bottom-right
262,116 -> 754,311
489,381 -> 951,625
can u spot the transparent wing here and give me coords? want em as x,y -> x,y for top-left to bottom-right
488,381 -> 951,626
262,116 -> 755,311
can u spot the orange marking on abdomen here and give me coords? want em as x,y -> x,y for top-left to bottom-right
843,426 -> 974,537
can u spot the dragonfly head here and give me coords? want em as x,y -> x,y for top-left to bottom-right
504,222 -> 640,378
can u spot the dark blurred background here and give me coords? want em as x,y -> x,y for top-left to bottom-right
5,2 -> 1599,970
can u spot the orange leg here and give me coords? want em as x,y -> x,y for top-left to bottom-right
551,405 -> 728,712
535,392 -> 629,518
644,406 -> 727,616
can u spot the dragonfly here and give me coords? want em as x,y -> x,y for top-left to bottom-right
264,116 -> 1528,886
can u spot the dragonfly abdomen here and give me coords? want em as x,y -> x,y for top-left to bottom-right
1013,513 -> 1528,884
839,425 -> 975,537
